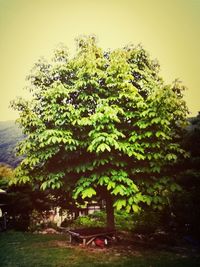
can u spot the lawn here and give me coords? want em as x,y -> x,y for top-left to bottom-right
0,231 -> 200,267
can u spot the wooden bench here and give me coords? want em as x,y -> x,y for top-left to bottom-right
68,227 -> 116,246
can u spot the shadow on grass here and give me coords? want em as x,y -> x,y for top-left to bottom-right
0,231 -> 200,267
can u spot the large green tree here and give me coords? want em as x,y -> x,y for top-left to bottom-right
11,36 -> 188,229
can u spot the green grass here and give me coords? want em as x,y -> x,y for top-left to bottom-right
0,231 -> 199,267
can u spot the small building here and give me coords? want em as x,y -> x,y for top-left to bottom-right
48,201 -> 105,227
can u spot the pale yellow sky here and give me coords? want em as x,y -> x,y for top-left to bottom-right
0,0 -> 199,121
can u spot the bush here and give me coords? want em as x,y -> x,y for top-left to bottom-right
72,211 -> 105,228
7,214 -> 30,231
114,211 -> 135,231
70,209 -> 163,234
28,210 -> 58,232
71,210 -> 135,231
131,209 -> 162,234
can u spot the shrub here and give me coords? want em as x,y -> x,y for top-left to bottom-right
71,210 -> 134,231
72,211 -> 105,228
131,209 -> 162,234
28,210 -> 58,232
70,209 -> 163,234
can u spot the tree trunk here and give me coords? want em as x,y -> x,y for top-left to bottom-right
105,193 -> 115,230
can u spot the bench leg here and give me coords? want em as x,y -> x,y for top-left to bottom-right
69,234 -> 72,243
83,238 -> 86,246
86,237 -> 96,246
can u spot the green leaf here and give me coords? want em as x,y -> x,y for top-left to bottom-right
114,199 -> 126,210
82,187 -> 96,199
126,205 -> 131,213
107,181 -> 116,190
73,186 -> 84,199
40,181 -> 48,190
130,182 -> 139,192
132,204 -> 140,213
170,183 -> 182,192
166,153 -> 177,161
98,176 -> 109,186
112,185 -> 126,196
143,196 -> 152,206
96,143 -> 111,153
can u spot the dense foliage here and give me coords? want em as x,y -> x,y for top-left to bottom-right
11,36 -> 188,228
170,112 -> 200,237
68,209 -> 161,234
0,163 -> 62,231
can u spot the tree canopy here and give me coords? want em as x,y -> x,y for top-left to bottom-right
11,35 -> 188,229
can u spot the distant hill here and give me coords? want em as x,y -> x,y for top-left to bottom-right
0,121 -> 24,167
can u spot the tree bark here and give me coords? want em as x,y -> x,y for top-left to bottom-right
105,193 -> 115,230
